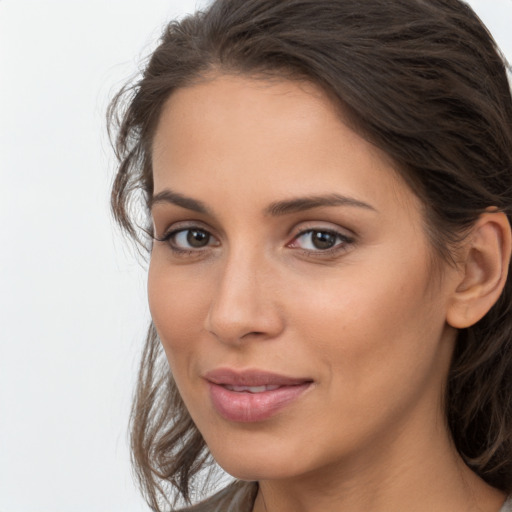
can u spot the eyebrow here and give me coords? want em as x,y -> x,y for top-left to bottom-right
149,189 -> 211,214
150,189 -> 376,216
264,194 -> 377,216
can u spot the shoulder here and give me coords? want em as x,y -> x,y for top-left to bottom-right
178,481 -> 258,512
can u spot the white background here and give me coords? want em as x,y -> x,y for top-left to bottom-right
0,1 -> 510,511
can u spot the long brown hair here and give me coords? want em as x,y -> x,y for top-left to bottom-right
108,0 -> 512,509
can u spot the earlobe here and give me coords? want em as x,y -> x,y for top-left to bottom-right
446,211 -> 511,329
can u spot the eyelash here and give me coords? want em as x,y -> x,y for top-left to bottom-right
154,226 -> 219,256
288,228 -> 354,256
154,225 -> 355,258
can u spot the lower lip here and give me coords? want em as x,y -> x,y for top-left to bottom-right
207,382 -> 312,423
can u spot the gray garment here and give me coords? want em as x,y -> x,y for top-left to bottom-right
182,482 -> 512,512
180,481 -> 256,512
501,495 -> 512,512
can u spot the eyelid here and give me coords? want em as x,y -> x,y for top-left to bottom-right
287,223 -> 356,255
153,220 -> 216,241
153,222 -> 220,256
289,229 -> 352,246
289,221 -> 355,241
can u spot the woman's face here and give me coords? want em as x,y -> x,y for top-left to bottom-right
149,75 -> 459,482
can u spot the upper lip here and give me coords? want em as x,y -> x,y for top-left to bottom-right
204,368 -> 312,387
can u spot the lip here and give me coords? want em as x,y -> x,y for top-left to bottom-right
204,368 -> 313,423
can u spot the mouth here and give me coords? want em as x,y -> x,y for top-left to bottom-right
204,368 -> 313,423
223,384 -> 281,393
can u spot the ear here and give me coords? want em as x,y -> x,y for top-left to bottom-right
446,211 -> 511,329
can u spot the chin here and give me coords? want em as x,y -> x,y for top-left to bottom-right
205,434 -> 315,482
215,458 -> 294,482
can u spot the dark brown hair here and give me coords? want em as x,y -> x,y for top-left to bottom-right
108,0 -> 512,509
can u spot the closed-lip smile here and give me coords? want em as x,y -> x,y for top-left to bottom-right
204,368 -> 313,422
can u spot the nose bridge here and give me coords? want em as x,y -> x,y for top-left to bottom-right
205,245 -> 282,343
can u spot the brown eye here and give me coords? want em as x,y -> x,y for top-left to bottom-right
162,228 -> 218,251
310,231 -> 337,250
289,228 -> 353,253
186,229 -> 210,248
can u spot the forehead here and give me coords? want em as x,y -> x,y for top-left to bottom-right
152,75 -> 341,164
151,74 -> 418,216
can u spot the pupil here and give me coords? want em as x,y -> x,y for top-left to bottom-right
312,231 -> 336,249
187,229 -> 209,247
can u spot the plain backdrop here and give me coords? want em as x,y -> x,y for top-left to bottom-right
0,1 -> 511,511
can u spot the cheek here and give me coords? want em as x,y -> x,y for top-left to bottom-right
291,254 -> 449,395
147,258 -> 210,368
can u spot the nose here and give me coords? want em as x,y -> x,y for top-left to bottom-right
204,251 -> 285,345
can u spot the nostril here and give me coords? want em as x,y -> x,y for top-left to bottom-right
241,331 -> 265,338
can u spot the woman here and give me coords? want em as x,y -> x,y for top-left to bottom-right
108,0 -> 512,510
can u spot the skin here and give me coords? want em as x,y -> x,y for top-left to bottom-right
148,75 -> 507,512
